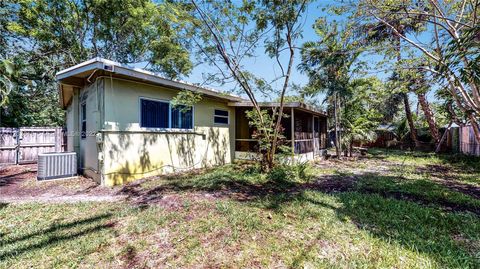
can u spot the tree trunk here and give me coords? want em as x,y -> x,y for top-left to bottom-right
436,121 -> 452,153
446,101 -> 464,127
395,35 -> 419,148
402,92 -> 420,148
417,92 -> 441,144
334,94 -> 340,159
349,141 -> 353,157
337,94 -> 342,158
467,113 -> 480,143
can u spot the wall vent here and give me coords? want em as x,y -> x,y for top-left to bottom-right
103,64 -> 115,72
37,152 -> 77,181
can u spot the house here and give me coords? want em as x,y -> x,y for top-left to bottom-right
56,58 -> 328,186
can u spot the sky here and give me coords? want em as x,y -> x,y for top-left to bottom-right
184,0 -> 343,103
143,0 -> 436,105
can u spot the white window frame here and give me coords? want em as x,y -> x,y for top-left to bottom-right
213,109 -> 229,125
138,96 -> 194,131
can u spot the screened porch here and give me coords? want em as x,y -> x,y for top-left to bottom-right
229,102 -> 328,160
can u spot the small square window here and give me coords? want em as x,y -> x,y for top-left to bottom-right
214,109 -> 229,125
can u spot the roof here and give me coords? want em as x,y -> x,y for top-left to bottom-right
55,59 -> 327,117
228,101 -> 327,117
56,58 -> 244,107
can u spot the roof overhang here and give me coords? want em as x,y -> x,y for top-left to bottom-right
227,101 -> 327,117
56,58 -> 244,108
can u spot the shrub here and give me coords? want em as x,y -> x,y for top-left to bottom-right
267,162 -> 312,183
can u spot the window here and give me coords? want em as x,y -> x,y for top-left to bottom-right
171,105 -> 193,129
214,109 -> 229,124
140,99 -> 169,128
140,98 -> 193,129
81,102 -> 86,139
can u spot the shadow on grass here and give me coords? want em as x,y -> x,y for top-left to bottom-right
368,148 -> 480,173
330,192 -> 479,268
0,213 -> 114,260
118,163 -> 480,267
0,203 -> 7,238
0,171 -> 33,187
248,176 -> 479,268
120,165 -> 479,215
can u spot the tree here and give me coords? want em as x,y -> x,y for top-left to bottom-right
299,18 -> 362,158
0,2 -> 11,55
187,0 -> 310,170
2,0 -> 193,127
8,0 -> 192,77
353,0 -> 428,148
351,0 -> 480,142
341,77 -> 385,156
0,60 -> 14,108
403,68 -> 441,144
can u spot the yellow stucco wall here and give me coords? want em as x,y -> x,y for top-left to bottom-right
100,78 -> 235,186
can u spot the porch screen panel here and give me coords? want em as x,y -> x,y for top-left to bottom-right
141,99 -> 169,128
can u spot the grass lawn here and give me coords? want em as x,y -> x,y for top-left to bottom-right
1,149 -> 479,268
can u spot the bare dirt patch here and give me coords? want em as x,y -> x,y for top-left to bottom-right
0,164 -> 125,203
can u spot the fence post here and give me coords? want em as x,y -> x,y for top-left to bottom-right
15,128 -> 19,165
55,128 -> 60,152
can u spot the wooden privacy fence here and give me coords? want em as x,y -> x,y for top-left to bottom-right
0,127 -> 66,165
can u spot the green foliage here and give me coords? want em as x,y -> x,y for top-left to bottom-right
245,109 -> 287,155
443,23 -> 480,90
0,59 -> 14,107
341,77 -> 385,146
188,0 -> 311,169
1,0 -> 193,127
1,56 -> 65,127
8,0 -> 192,78
299,18 -> 362,98
299,17 -> 385,152
350,0 -> 480,140
171,90 -> 202,112
267,162 -> 311,183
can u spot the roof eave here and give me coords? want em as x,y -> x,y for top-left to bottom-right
227,101 -> 327,117
56,58 -> 244,102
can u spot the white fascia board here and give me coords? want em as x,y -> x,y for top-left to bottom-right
56,61 -> 103,81
56,58 -> 244,102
